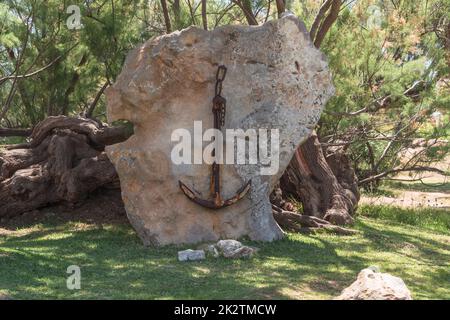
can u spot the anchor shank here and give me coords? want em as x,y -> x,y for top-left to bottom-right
211,100 -> 222,203
178,65 -> 251,209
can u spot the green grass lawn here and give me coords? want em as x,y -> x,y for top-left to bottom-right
0,206 -> 449,300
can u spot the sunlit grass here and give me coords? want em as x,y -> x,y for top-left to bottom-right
359,204 -> 450,233
0,208 -> 449,300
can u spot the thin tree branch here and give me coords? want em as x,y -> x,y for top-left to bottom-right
232,0 -> 258,25
86,80 -> 110,119
359,166 -> 448,186
0,47 -> 78,85
160,0 -> 172,33
275,0 -> 285,18
201,0 -> 208,30
310,0 -> 333,42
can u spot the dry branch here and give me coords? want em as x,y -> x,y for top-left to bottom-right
232,0 -> 258,25
0,127 -> 32,137
160,0 -> 172,33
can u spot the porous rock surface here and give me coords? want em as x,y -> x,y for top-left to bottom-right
106,16 -> 334,245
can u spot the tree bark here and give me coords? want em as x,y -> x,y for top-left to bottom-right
279,132 -> 358,225
0,116 -> 131,217
235,0 -> 258,25
172,0 -> 181,29
201,0 -> 208,30
275,0 -> 285,17
160,0 -> 172,33
313,0 -> 341,48
310,0 -> 333,42
272,204 -> 358,235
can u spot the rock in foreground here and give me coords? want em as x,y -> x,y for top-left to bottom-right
106,16 -> 334,245
336,268 -> 412,300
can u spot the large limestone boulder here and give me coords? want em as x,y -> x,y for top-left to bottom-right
105,16 -> 334,245
336,268 -> 413,300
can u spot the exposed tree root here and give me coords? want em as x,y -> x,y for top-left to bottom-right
272,204 -> 359,236
0,116 -> 131,217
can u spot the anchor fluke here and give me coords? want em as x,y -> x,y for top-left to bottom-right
178,65 -> 251,210
179,179 -> 251,210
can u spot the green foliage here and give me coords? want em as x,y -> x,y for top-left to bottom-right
359,204 -> 450,233
316,0 -> 450,187
0,136 -> 26,147
0,3 -> 21,48
0,0 -> 448,186
0,0 -> 152,126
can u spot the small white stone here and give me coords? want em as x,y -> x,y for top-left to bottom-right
177,249 -> 205,262
216,239 -> 258,259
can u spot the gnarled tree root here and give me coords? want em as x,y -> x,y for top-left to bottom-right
272,204 -> 359,236
0,116 -> 131,218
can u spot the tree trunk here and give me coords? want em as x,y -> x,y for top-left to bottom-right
272,204 -> 358,235
172,0 -> 181,29
160,0 -> 172,33
0,116 -> 131,217
275,0 -> 359,226
201,0 -> 208,30
278,132 -> 359,225
275,0 -> 285,17
240,0 -> 258,25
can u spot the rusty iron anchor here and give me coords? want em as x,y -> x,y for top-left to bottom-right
179,65 -> 251,209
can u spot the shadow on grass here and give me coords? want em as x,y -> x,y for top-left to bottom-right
358,204 -> 450,234
357,219 -> 449,263
0,216 -> 449,299
0,221 -> 366,299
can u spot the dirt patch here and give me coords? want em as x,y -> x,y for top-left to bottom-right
361,154 -> 450,209
361,190 -> 450,209
0,187 -> 128,231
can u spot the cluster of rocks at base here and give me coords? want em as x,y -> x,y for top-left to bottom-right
177,240 -> 258,261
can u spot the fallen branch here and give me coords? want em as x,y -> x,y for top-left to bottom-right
0,127 -> 32,137
358,166 -> 449,186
